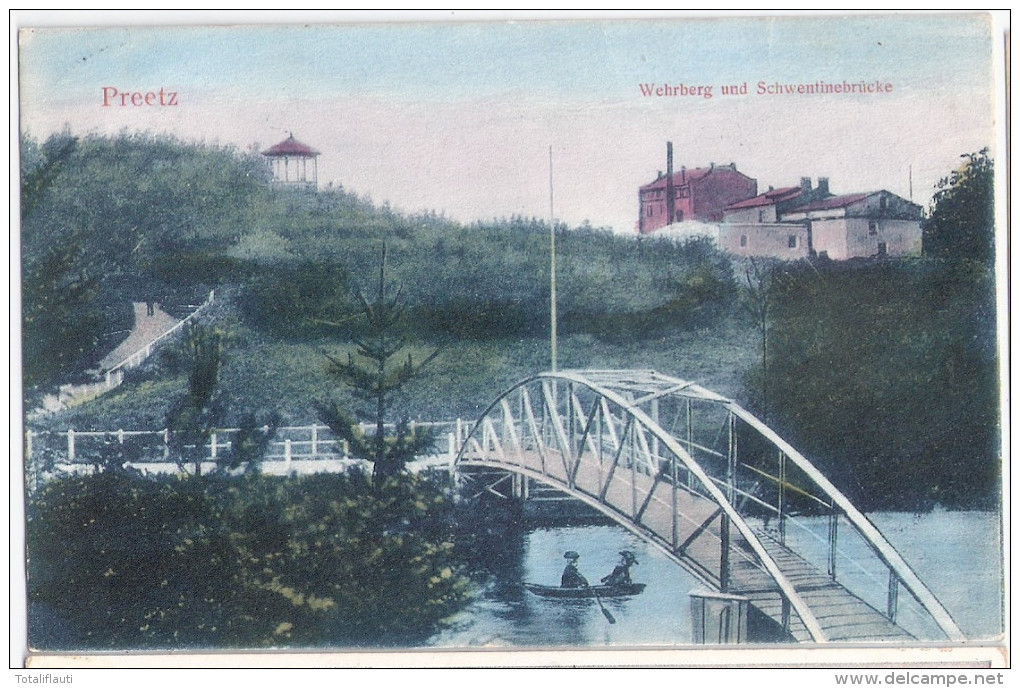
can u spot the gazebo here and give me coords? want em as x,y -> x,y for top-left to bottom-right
261,134 -> 320,188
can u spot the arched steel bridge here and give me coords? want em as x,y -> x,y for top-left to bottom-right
454,369 -> 964,643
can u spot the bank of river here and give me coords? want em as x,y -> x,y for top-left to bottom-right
429,510 -> 1002,648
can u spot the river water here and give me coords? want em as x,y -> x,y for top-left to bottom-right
428,510 -> 1002,648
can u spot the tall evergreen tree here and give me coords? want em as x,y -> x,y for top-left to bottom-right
166,324 -> 225,475
20,131 -> 77,219
317,246 -> 438,482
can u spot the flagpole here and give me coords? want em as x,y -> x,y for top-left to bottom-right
549,145 -> 557,373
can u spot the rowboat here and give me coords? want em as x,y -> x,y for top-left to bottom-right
523,582 -> 646,599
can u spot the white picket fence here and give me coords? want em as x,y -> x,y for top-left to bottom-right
25,420 -> 474,480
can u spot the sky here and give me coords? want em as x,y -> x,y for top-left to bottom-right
15,11 -> 1003,233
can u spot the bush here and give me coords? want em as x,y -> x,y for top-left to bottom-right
751,258 -> 999,511
20,132 -> 272,388
28,471 -> 471,649
239,260 -> 352,339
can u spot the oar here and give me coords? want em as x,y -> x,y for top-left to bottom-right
586,583 -> 616,624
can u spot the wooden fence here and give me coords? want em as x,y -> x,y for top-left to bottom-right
25,420 -> 472,476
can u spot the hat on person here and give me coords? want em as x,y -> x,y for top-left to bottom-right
620,550 -> 638,564
563,551 -> 580,560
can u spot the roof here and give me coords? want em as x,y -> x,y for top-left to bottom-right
724,186 -> 803,210
640,164 -> 747,191
788,192 -> 873,213
262,134 -> 320,158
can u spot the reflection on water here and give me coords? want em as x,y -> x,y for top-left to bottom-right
429,510 -> 1002,648
431,522 -> 704,648
867,510 -> 1003,640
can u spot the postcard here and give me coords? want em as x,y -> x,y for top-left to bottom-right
12,10 -> 1008,672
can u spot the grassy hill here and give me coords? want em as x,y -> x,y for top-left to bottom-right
43,303 -> 758,432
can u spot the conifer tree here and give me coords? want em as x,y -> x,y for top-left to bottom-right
316,245 -> 438,482
221,411 -> 280,474
166,324 -> 225,475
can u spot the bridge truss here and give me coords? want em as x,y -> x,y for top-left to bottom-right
455,369 -> 964,643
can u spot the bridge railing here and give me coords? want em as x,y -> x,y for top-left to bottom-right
636,403 -> 958,642
716,404 -> 963,642
673,421 -> 950,641
627,379 -> 960,642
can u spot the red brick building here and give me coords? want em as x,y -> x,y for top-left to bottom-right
637,162 -> 757,234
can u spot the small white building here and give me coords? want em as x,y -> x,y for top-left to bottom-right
719,222 -> 812,259
719,183 -> 922,261
781,191 -> 923,260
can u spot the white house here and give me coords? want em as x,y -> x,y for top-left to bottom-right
719,182 -> 922,260
780,191 -> 923,260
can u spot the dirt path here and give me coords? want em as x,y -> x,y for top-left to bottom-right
98,302 -> 179,371
33,303 -> 182,415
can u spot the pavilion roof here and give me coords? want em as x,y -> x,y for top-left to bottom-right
262,134 -> 320,158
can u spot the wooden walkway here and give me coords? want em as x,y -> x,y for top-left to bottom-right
737,534 -> 912,642
461,444 -> 911,643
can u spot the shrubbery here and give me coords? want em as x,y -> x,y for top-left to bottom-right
243,225 -> 739,344
21,132 -> 272,388
28,470 -> 471,649
238,260 -> 353,339
750,258 -> 999,511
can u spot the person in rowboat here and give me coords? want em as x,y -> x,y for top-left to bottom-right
560,551 -> 589,588
601,550 -> 638,586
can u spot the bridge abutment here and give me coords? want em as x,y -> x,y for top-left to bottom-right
690,589 -> 750,644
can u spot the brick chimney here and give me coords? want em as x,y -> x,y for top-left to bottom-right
817,177 -> 830,197
800,177 -> 811,194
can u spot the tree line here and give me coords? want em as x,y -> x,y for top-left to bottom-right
747,258 -> 999,511
743,149 -> 999,511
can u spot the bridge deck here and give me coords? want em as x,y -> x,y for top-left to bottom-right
463,445 -> 912,643
730,533 -> 913,642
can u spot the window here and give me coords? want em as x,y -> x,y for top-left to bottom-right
740,235 -> 748,247
758,210 -> 765,222
877,242 -> 887,256
788,235 -> 798,249
680,187 -> 690,198
646,206 -> 653,217
868,221 -> 878,235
